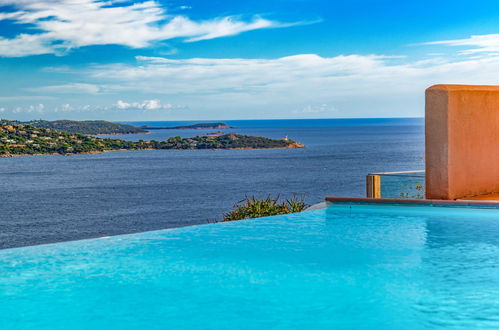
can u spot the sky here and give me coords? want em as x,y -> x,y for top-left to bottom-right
2,0 -> 499,120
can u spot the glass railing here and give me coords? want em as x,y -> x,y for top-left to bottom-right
366,170 -> 425,199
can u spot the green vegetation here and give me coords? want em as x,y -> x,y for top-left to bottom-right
142,122 -> 232,130
0,119 -> 147,135
222,195 -> 309,222
0,123 -> 304,157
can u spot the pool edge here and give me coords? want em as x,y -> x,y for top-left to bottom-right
325,197 -> 499,208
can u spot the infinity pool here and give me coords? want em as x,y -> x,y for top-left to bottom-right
1,204 -> 499,329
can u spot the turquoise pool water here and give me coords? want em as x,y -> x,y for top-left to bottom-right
1,204 -> 499,329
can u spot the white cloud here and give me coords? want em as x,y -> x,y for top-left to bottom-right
115,99 -> 174,110
90,54 -> 423,99
183,16 -> 276,42
27,104 -> 45,113
426,34 -> 499,54
0,0 -> 288,57
0,34 -> 55,57
0,100 -> 181,115
5,103 -> 45,114
295,104 -> 337,114
102,54 -> 394,97
58,104 -> 72,112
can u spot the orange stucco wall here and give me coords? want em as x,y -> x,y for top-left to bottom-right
426,85 -> 499,200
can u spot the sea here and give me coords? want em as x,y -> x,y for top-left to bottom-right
0,118 -> 424,249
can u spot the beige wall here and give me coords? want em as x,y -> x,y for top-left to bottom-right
426,85 -> 499,199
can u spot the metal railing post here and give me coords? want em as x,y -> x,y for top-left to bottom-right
366,174 -> 381,198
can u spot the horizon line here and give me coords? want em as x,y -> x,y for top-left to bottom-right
3,116 -> 424,122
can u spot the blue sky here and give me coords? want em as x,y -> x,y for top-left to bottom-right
2,0 -> 499,120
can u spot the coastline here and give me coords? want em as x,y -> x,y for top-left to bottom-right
0,143 -> 305,158
0,150 -> 128,158
232,142 -> 305,150
1,123 -> 305,157
92,131 -> 152,136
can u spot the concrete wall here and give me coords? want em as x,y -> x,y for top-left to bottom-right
426,85 -> 499,199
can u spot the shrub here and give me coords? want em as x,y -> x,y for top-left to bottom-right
222,195 -> 309,222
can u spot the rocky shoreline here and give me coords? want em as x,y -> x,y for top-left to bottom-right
0,143 -> 305,158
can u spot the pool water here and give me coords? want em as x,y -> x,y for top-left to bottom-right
1,204 -> 499,329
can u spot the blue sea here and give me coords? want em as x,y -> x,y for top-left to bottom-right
0,118 -> 424,249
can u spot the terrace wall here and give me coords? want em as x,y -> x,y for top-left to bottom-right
426,85 -> 499,199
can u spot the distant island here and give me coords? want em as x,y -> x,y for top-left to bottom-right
0,120 -> 235,135
0,123 -> 304,157
140,122 -> 233,130
0,119 -> 148,135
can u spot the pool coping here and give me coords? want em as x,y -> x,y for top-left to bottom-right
325,197 -> 499,208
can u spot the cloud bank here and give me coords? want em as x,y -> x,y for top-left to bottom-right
0,99 -> 184,116
75,52 -> 499,118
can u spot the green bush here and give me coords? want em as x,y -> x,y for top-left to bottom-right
222,195 -> 309,222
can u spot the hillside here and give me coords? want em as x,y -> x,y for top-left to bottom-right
0,119 -> 147,135
141,122 -> 233,130
0,123 -> 304,157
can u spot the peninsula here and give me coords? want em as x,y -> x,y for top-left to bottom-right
0,123 -> 304,157
0,119 -> 148,135
140,122 -> 233,130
